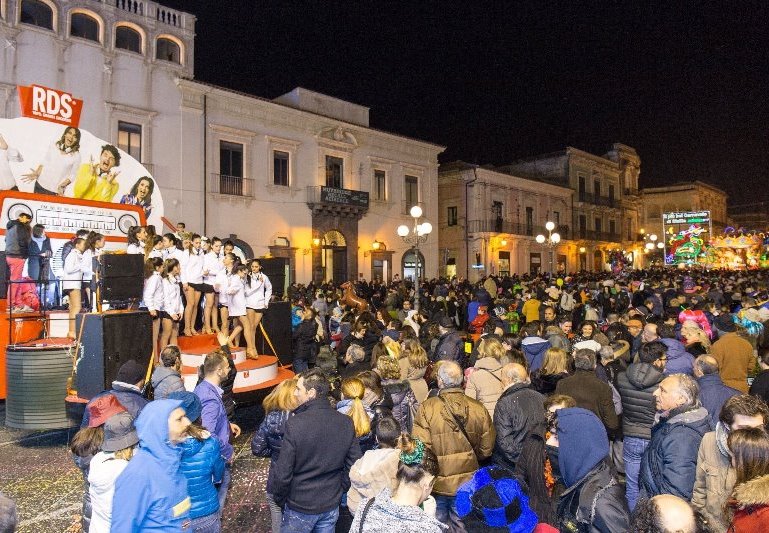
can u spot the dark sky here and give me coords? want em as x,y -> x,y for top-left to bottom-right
161,1 -> 769,206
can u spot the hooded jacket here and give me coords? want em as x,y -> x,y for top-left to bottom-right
727,474 -> 769,533
660,338 -> 695,375
382,379 -> 418,433
347,447 -> 400,514
521,336 -> 550,373
555,408 -> 630,533
616,362 -> 665,440
5,219 -> 31,258
491,382 -> 545,471
151,366 -> 185,400
639,406 -> 711,499
698,374 -> 740,431
111,399 -> 190,532
178,433 -> 225,520
692,428 -> 736,533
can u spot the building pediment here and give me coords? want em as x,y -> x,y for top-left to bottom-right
318,126 -> 358,150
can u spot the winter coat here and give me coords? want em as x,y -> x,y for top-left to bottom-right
749,369 -> 769,404
432,330 -> 463,363
464,357 -> 504,417
491,383 -> 545,471
4,219 -> 31,258
178,433 -> 225,519
347,448 -> 400,514
710,332 -> 755,393
698,374 -> 740,431
292,318 -> 317,362
530,370 -> 568,396
727,474 -> 769,533
111,399 -> 190,532
616,362 -> 665,440
521,336 -> 550,373
555,370 -> 619,438
660,338 -> 695,375
692,430 -> 736,533
556,461 -> 630,533
88,451 -> 128,533
194,380 -> 233,461
639,406 -> 711,499
382,379 -> 418,433
349,488 -> 446,533
251,409 -> 291,495
412,387 -> 496,496
272,397 -> 362,514
27,235 -> 52,281
150,366 -> 185,400
406,365 -> 429,404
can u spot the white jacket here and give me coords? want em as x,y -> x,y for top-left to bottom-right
214,269 -> 230,305
143,271 -> 163,312
245,273 -> 272,310
227,275 -> 246,317
62,249 -> 85,291
88,451 -> 129,533
202,251 -> 222,285
181,249 -> 204,285
161,275 -> 183,316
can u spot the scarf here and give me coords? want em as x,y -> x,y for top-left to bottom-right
716,421 -> 731,459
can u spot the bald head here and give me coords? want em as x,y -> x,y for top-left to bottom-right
500,363 -> 529,387
632,494 -> 697,533
694,355 -> 719,378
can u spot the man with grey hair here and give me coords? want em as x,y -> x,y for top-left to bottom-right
555,349 -> 619,437
693,354 -> 740,430
491,363 -> 545,470
413,360 -> 495,531
639,374 -> 710,500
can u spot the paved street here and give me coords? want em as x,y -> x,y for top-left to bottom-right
0,401 -> 273,532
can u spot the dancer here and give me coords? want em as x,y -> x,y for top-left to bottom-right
202,237 -> 223,334
182,234 -> 204,336
159,258 -> 183,351
214,252 -> 238,346
143,257 -> 164,358
82,232 -> 105,311
63,237 -> 87,338
245,258 -> 272,357
228,264 -> 257,359
126,226 -> 147,255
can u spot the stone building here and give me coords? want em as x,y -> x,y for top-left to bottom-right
641,181 -> 728,237
0,0 -> 444,283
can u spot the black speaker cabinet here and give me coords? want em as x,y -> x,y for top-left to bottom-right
258,257 -> 289,298
99,254 -> 144,300
256,301 -> 292,365
0,251 -> 6,299
75,311 -> 153,399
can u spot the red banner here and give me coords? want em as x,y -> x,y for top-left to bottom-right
17,84 -> 83,127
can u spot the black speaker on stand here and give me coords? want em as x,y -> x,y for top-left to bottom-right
99,254 -> 144,301
258,258 -> 289,299
256,301 -> 292,365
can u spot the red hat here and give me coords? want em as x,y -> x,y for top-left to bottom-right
87,394 -> 127,428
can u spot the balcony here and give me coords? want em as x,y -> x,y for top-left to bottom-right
578,192 -> 617,208
467,219 -> 569,239
575,229 -> 622,242
209,173 -> 255,198
307,185 -> 369,219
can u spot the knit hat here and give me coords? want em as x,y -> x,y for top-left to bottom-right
115,360 -> 146,385
167,391 -> 202,423
87,394 -> 127,428
102,411 -> 139,452
456,466 -> 539,532
439,316 -> 455,329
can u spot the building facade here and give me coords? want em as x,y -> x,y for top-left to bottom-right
641,181 -> 728,237
438,162 -> 574,281
0,0 -> 444,283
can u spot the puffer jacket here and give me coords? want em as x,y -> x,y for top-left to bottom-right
616,362 -> 665,440
347,447 -> 400,513
727,474 -> 769,533
432,330 -> 463,363
660,338 -> 694,375
692,429 -> 735,533
382,379 -> 418,433
150,366 -> 185,400
639,406 -> 711,499
491,383 -> 545,471
412,387 -> 496,496
521,336 -> 550,373
178,433 -> 225,519
464,357 -> 504,417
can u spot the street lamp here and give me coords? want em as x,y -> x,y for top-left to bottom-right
536,221 -> 561,273
397,205 -> 432,311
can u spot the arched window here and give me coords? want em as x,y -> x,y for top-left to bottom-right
20,0 -> 53,30
115,25 -> 142,53
70,12 -> 99,42
156,37 -> 180,63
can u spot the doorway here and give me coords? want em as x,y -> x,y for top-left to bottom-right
402,248 -> 426,281
320,230 -> 347,282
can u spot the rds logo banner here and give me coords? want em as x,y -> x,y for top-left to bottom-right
17,85 -> 83,127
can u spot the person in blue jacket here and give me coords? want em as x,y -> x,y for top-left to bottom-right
170,391 -> 225,533
110,399 -> 191,533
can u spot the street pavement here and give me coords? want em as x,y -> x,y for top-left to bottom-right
0,400 -> 274,532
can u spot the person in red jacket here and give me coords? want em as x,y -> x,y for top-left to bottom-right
726,426 -> 769,532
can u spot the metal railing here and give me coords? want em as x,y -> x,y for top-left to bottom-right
468,220 -> 569,239
209,173 -> 255,198
575,229 -> 622,242
578,192 -> 617,207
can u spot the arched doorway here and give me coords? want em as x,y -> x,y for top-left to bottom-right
320,230 -> 347,282
402,248 -> 426,281
593,250 -> 604,272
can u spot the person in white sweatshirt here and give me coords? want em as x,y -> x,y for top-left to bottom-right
245,259 -> 272,355
201,237 -> 223,334
63,237 -> 87,338
143,257 -> 164,360
182,234 -> 204,337
159,258 -> 183,351
347,416 -> 402,514
228,265 -> 257,359
214,251 -> 237,343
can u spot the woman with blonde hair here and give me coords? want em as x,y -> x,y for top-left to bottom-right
465,337 -> 505,417
530,347 -> 571,395
338,377 -> 376,452
251,378 -> 299,533
402,339 -> 429,403
377,356 -> 418,433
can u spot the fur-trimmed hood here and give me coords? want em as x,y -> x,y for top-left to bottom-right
732,474 -> 769,507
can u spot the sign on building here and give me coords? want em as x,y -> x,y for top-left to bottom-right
661,210 -> 712,265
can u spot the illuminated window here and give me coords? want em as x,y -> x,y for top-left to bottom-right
156,37 -> 180,63
117,121 -> 141,161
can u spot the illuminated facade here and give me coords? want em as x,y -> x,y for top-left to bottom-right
641,181 -> 728,237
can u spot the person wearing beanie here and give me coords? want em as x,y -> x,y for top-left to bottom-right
553,407 -> 630,532
80,359 -> 149,428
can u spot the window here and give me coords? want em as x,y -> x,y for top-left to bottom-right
553,211 -> 560,225
627,217 -> 632,241
595,218 -> 602,233
20,0 -> 53,30
609,184 -> 615,201
447,206 -> 458,227
525,206 -> 533,235
116,25 -> 142,53
373,170 -> 386,201
117,121 -> 141,161
325,155 -> 343,188
492,201 -> 503,232
404,175 -> 418,209
220,141 -> 243,195
609,219 -> 616,236
156,37 -> 180,63
273,150 -> 289,186
594,180 -> 601,198
578,176 -> 586,198
579,215 -> 587,237
70,12 -> 99,41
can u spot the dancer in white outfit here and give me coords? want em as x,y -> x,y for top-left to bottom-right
63,238 -> 87,338
245,259 -> 272,359
143,257 -> 164,359
159,258 -> 183,351
228,264 -> 257,359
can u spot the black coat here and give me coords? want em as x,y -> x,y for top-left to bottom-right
557,461 -> 630,533
292,318 -> 317,361
491,383 -> 545,471
750,369 -> 769,404
271,398 -> 362,514
616,362 -> 665,440
555,370 -> 619,439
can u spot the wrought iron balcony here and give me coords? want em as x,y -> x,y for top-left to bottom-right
209,173 -> 255,198
575,229 -> 622,242
468,219 -> 569,239
578,192 -> 617,207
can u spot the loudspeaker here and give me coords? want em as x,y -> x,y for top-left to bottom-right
99,254 -> 144,300
0,251 -> 6,299
259,257 -> 289,298
256,301 -> 292,365
75,311 -> 153,399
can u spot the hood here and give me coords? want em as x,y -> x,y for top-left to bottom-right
151,366 -> 179,387
660,338 -> 689,360
521,336 -> 548,348
353,448 -> 400,477
179,432 -> 210,459
667,406 -> 710,429
626,362 -> 665,389
383,379 -> 411,402
556,407 -> 609,488
134,399 -> 184,472
732,474 -> 769,506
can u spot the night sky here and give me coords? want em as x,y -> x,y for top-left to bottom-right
160,1 -> 769,206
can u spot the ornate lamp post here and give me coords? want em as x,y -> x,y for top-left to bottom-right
397,205 -> 432,312
535,221 -> 561,274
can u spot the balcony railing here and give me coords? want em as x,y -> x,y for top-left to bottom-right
578,192 -> 617,207
468,219 -> 569,239
575,229 -> 622,242
209,173 -> 255,198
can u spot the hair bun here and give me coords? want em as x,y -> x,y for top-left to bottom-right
399,437 -> 425,466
